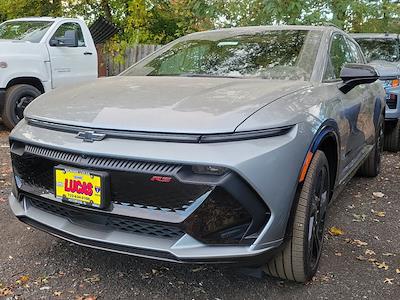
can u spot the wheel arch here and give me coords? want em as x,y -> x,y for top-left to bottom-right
283,120 -> 340,240
6,77 -> 45,94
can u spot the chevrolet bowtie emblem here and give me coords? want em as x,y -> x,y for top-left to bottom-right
76,131 -> 106,142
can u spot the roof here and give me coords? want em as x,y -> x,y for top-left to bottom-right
183,25 -> 344,41
351,33 -> 399,40
5,17 -> 80,22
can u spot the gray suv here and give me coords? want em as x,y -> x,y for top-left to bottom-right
9,26 -> 387,282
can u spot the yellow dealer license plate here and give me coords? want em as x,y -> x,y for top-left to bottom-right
54,166 -> 106,208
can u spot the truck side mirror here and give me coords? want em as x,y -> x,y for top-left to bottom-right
50,30 -> 78,47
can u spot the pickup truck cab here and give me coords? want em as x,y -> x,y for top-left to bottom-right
0,17 -> 98,129
352,33 -> 400,151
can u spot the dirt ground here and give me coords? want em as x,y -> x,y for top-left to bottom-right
0,123 -> 399,299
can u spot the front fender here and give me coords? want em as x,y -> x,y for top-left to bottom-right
0,56 -> 50,89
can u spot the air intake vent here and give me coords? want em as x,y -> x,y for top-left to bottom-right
387,94 -> 398,109
29,196 -> 185,239
24,144 -> 181,175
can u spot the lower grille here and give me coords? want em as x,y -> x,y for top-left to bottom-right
12,150 -> 211,212
28,196 -> 185,239
387,94 -> 397,109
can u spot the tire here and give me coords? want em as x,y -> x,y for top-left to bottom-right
383,120 -> 400,152
358,120 -> 383,177
1,84 -> 41,130
264,150 -> 330,282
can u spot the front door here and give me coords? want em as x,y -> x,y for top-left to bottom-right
324,34 -> 371,172
46,22 -> 97,89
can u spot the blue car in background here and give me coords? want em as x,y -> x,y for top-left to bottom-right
352,33 -> 400,151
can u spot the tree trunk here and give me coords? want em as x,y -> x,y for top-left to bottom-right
101,0 -> 113,21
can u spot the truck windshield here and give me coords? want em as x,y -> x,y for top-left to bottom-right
356,38 -> 400,62
0,21 -> 53,43
123,30 -> 322,81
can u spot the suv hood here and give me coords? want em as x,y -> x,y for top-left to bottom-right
370,60 -> 400,75
25,76 -> 310,134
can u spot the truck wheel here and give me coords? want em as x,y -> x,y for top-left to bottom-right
1,84 -> 41,129
358,120 -> 383,177
264,150 -> 330,282
383,120 -> 400,152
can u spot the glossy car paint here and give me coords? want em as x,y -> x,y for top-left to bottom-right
9,26 -> 385,263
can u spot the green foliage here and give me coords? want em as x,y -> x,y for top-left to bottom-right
0,0 -> 399,45
0,0 -> 63,22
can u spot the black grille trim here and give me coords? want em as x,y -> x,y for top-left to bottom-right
386,95 -> 397,109
26,118 -> 293,143
24,144 -> 181,175
28,196 -> 185,239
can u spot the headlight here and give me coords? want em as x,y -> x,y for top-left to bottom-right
0,61 -> 8,68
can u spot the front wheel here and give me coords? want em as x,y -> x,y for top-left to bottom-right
1,84 -> 41,130
264,150 -> 330,282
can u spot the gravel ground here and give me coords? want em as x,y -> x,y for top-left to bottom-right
0,123 -> 399,299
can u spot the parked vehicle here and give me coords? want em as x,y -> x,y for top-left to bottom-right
0,17 -> 98,129
10,26 -> 389,282
352,33 -> 400,151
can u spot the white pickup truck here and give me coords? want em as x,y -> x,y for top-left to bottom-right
0,17 -> 98,129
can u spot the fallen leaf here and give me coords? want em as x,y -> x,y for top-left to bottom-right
384,278 -> 394,284
356,255 -> 367,261
365,249 -> 376,256
371,209 -> 386,217
353,239 -> 368,247
54,291 -> 62,296
40,286 -> 51,290
373,192 -> 385,198
16,275 -> 30,285
76,296 -> 97,300
84,274 -> 100,284
329,227 -> 345,236
396,269 -> 400,274
0,287 -> 13,296
352,214 -> 367,222
382,253 -> 395,257
375,261 -> 389,270
334,252 -> 342,257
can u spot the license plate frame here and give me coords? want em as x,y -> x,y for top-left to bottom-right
54,165 -> 109,209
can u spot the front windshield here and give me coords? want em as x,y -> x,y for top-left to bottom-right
0,21 -> 53,43
123,30 -> 322,81
356,38 -> 400,62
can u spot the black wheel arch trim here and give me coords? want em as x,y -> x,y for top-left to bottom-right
284,120 -> 340,241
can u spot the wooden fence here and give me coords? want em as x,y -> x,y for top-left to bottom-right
104,44 -> 162,76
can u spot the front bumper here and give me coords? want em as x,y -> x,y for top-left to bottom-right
8,119 -> 314,265
10,193 -> 279,265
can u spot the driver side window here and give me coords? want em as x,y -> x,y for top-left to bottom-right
51,22 -> 85,47
324,34 -> 356,81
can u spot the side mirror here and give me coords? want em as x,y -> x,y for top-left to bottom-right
50,30 -> 78,47
339,64 -> 379,94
